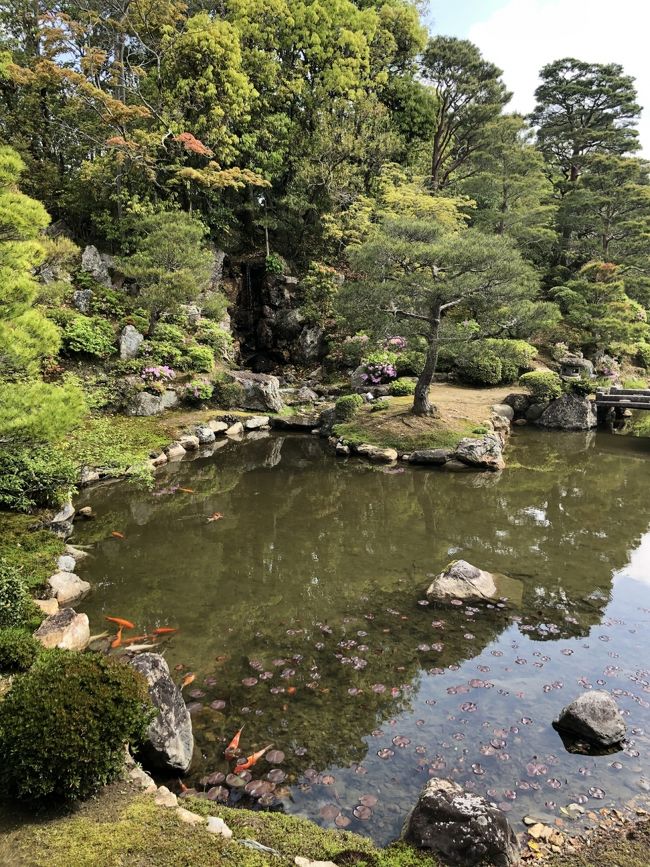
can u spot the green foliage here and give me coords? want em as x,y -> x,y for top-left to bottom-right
213,374 -> 244,409
520,370 -> 563,402
622,377 -> 648,390
389,378 -> 416,396
0,628 -> 40,673
339,334 -> 370,368
455,349 -> 503,386
0,561 -> 37,628
195,320 -> 233,358
186,343 -> 215,373
265,253 -> 284,275
0,445 -> 77,512
335,393 -> 364,421
635,344 -> 650,368
150,323 -> 186,347
0,650 -> 153,801
300,262 -> 340,328
395,350 -> 426,376
61,314 -> 115,358
183,378 -> 214,403
0,513 -> 64,593
370,398 -> 390,412
141,340 -> 184,368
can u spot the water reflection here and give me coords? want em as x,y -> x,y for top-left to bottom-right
75,429 -> 650,843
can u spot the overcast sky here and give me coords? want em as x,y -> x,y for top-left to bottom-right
426,0 -> 648,156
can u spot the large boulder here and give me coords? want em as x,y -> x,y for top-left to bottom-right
125,389 -> 178,417
409,448 -> 452,466
453,434 -> 505,471
275,308 -> 306,340
503,393 -> 532,417
48,571 -> 91,605
402,778 -> 520,867
536,394 -> 597,430
491,404 -> 514,422
34,608 -> 90,651
296,325 -> 327,363
553,691 -> 626,748
231,370 -> 284,413
426,560 -> 522,606
72,288 -> 93,314
81,244 -> 112,287
356,443 -> 398,463
129,653 -> 194,773
271,412 -> 321,431
119,325 -> 144,360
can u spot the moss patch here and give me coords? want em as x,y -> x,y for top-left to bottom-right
0,512 -> 64,593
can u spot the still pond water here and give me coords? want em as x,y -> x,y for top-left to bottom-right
75,429 -> 650,844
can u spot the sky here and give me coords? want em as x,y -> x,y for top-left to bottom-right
426,0 -> 649,156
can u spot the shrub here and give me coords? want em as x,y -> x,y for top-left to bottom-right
0,445 -> 77,512
140,340 -> 183,368
89,285 -> 130,320
370,399 -> 390,412
265,252 -> 284,275
520,370 -> 563,402
455,350 -> 502,386
186,344 -> 214,373
201,293 -> 229,322
635,343 -> 650,369
340,334 -> 370,368
335,394 -> 364,421
395,350 -> 426,377
183,378 -> 214,403
62,314 -> 115,358
485,339 -> 537,372
622,377 -> 648,390
150,323 -> 186,346
0,650 -> 152,801
140,365 -> 176,394
195,320 -> 232,358
212,374 -> 244,409
0,628 -> 40,673
389,378 -> 416,396
0,562 -> 35,629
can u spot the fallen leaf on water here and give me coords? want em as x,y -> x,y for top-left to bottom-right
111,531 -> 125,539
181,673 -> 195,689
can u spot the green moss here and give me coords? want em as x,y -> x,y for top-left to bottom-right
0,513 -> 64,592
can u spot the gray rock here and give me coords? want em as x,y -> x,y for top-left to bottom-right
231,370 -> 284,413
34,598 -> 59,616
208,420 -> 229,434
503,392 -> 532,417
296,325 -> 327,363
244,416 -> 270,430
125,389 -> 178,417
195,426 -> 216,445
426,560 -> 497,604
335,442 -> 350,457
453,434 -> 505,471
351,365 -> 368,390
164,442 -> 186,461
65,544 -> 89,563
275,308 -> 305,340
525,402 -> 547,422
409,449 -> 452,466
34,608 -> 90,651
226,421 -> 244,438
537,394 -> 597,430
206,816 -> 233,838
51,501 -> 75,524
271,413 -> 321,431
553,691 -> 626,747
491,403 -> 515,421
73,288 -> 94,314
356,443 -> 398,463
129,653 -> 194,772
81,244 -> 112,286
57,554 -> 77,573
402,778 -> 520,867
296,386 -> 319,403
119,324 -> 144,360
151,452 -> 168,467
79,466 -> 100,486
47,571 -> 91,605
179,434 -> 200,451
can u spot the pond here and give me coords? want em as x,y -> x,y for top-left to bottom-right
74,428 -> 650,845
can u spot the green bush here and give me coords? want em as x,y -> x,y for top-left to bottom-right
266,253 -> 285,275
195,320 -> 232,357
62,314 -> 115,358
140,340 -> 183,367
0,562 -> 36,629
636,343 -> 650,369
0,445 -> 77,512
389,378 -> 416,396
0,628 -> 40,673
0,650 -> 153,801
89,285 -> 130,320
201,293 -> 229,323
520,370 -> 563,402
485,338 -> 536,372
395,350 -> 426,377
150,323 -> 186,346
370,399 -> 390,412
567,378 -> 593,396
455,350 -> 503,386
185,344 -> 214,373
183,378 -> 214,403
340,334 -> 370,368
212,374 -> 244,409
622,377 -> 648,390
335,393 -> 364,421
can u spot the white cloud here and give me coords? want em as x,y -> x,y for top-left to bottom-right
468,0 -> 649,155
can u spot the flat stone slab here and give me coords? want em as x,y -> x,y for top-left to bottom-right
409,448 -> 452,465
356,443 -> 398,463
244,416 -> 270,430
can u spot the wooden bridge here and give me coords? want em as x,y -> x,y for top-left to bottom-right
595,387 -> 650,412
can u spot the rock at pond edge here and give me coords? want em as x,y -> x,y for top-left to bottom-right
553,690 -> 626,748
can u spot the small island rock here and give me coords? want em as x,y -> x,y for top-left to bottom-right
553,690 -> 626,747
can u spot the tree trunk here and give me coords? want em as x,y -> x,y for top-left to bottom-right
412,304 -> 442,416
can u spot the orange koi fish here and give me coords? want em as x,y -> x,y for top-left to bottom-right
181,672 -> 195,689
105,616 -> 135,630
224,725 -> 245,757
178,779 -> 188,793
178,487 -> 194,494
207,512 -> 224,522
111,627 -> 123,649
234,744 -> 273,773
287,686 -> 297,695
122,634 -> 152,645
153,627 -> 178,635
111,531 -> 125,539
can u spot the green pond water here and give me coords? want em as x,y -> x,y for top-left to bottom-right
74,428 -> 650,844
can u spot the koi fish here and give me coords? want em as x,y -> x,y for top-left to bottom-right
287,686 -> 297,695
153,627 -> 178,635
178,779 -> 188,793
105,616 -> 135,630
111,627 -> 123,649
111,531 -> 125,539
124,643 -> 157,652
233,744 -> 273,773
178,487 -> 194,494
207,512 -> 224,522
181,672 -> 195,689
122,634 -> 151,645
225,725 -> 245,757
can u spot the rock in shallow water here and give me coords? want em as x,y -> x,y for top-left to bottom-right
34,608 -> 90,651
553,690 -> 626,748
536,393 -> 597,430
402,778 -> 520,866
129,653 -> 194,773
47,571 -> 90,605
453,434 -> 505,471
356,443 -> 398,463
426,560 -> 522,606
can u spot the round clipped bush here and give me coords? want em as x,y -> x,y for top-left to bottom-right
213,374 -> 244,409
335,393 -> 364,421
0,562 -> 35,628
0,650 -> 152,801
185,344 -> 215,373
183,377 -> 214,403
395,350 -> 426,377
455,351 -> 502,386
519,370 -> 563,402
389,378 -> 416,396
62,314 -> 115,358
150,323 -> 186,346
195,321 -> 232,357
0,628 -> 40,673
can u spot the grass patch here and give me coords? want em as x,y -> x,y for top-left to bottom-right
333,398 -> 474,452
0,512 -> 64,593
65,416 -> 171,475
